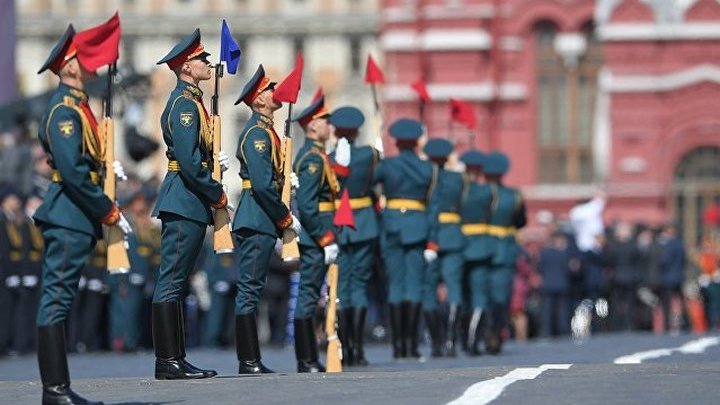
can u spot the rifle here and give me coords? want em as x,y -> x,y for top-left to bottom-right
102,62 -> 130,273
211,63 -> 234,254
325,263 -> 342,372
280,103 -> 300,262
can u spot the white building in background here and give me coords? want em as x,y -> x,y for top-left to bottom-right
15,0 -> 380,190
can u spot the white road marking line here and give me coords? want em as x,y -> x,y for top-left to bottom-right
614,336 -> 720,364
446,364 -> 573,405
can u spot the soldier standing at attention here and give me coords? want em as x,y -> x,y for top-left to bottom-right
458,150 -> 493,356
34,25 -> 131,405
329,106 -> 380,367
374,119 -> 433,360
422,139 -> 466,357
291,94 -> 351,372
482,151 -> 526,354
152,29 -> 230,380
232,65 -> 302,374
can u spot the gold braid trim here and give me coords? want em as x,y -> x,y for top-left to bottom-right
62,97 -> 104,164
192,99 -> 213,154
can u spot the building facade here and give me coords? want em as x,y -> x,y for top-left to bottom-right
380,0 -> 720,245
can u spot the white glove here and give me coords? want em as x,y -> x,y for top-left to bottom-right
290,172 -> 299,198
374,137 -> 384,158
335,137 -> 352,166
218,150 -> 230,172
117,212 -> 133,235
424,249 -> 438,264
290,214 -> 302,235
113,160 -> 127,181
324,243 -> 339,265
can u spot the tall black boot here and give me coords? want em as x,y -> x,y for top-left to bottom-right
354,307 -> 368,366
153,302 -> 213,380
178,303 -> 217,378
339,308 -> 355,366
486,304 -> 505,355
466,308 -> 484,357
235,314 -> 274,374
294,318 -> 325,373
406,302 -> 422,359
38,323 -> 104,405
444,304 -> 459,357
460,308 -> 471,353
389,304 -> 404,359
424,310 -> 443,358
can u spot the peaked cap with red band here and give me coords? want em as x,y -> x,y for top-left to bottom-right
292,92 -> 330,128
234,64 -> 276,106
156,28 -> 210,71
38,25 -> 77,75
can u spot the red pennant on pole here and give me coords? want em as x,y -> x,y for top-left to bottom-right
365,55 -> 385,84
333,188 -> 356,230
273,53 -> 304,104
411,79 -> 431,103
74,11 -> 121,72
450,98 -> 477,130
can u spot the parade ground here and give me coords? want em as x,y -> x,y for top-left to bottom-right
1,332 -> 719,405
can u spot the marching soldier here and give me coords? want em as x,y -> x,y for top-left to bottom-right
328,106 -> 380,367
34,25 -> 131,404
232,65 -> 301,374
374,119 -> 434,359
482,152 -> 527,354
459,150 -> 493,356
152,28 -> 230,379
422,139 -> 466,357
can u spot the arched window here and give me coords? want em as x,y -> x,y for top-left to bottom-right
674,146 -> 720,247
535,21 -> 603,183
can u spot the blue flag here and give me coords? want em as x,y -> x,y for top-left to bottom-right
220,19 -> 241,74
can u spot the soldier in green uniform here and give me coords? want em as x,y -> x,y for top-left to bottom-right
422,139 -> 467,357
374,119 -> 434,359
33,25 -> 131,405
482,152 -> 526,354
152,29 -> 230,380
232,65 -> 301,374
291,94 -> 352,372
329,106 -> 380,366
458,150 -> 493,356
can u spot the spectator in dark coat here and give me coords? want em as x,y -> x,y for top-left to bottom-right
657,224 -> 685,333
538,232 -> 572,337
607,222 -> 641,331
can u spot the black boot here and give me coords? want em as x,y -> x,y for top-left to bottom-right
178,303 -> 217,378
406,302 -> 422,359
339,308 -> 355,366
444,304 -> 459,357
467,308 -> 484,357
424,310 -> 443,358
460,308 -> 471,353
353,307 -> 368,366
486,305 -> 505,355
389,304 -> 404,359
294,318 -> 325,373
38,323 -> 104,405
153,302 -> 215,380
235,314 -> 274,374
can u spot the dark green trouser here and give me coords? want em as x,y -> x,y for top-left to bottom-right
383,232 -> 425,304
234,230 -> 276,315
294,245 -> 326,320
422,257 -> 442,310
153,213 -> 206,303
467,260 -> 491,310
108,274 -> 144,350
37,226 -> 96,326
337,240 -> 374,309
423,250 -> 465,309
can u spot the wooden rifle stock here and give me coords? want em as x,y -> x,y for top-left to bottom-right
281,136 -> 300,262
102,117 -> 130,273
325,263 -> 342,372
212,115 -> 234,254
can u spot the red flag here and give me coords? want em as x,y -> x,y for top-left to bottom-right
273,53 -> 304,104
74,12 -> 121,72
311,87 -> 323,103
365,55 -> 385,84
411,79 -> 431,103
333,188 -> 356,230
450,98 -> 477,130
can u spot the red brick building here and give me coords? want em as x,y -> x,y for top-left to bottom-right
379,0 -> 720,245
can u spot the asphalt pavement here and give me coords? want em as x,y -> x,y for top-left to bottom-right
1,332 -> 719,404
